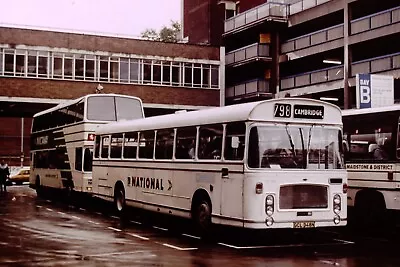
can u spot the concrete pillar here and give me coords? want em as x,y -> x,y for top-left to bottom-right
343,0 -> 352,109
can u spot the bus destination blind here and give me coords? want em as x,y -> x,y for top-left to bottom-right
293,104 -> 324,119
274,104 -> 324,119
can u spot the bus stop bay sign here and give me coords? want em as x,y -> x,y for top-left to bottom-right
356,73 -> 394,109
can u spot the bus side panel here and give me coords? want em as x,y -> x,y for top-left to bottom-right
220,170 -> 244,224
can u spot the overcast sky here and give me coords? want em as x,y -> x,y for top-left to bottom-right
0,0 -> 181,37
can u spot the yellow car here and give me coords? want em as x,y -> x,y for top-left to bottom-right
8,167 -> 30,185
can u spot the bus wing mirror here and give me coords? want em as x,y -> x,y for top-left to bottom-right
231,136 -> 239,149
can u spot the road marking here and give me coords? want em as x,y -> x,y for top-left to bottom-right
162,243 -> 198,251
58,212 -> 66,215
46,200 -> 52,203
88,220 -> 100,225
130,220 -> 142,225
87,250 -> 150,257
332,239 -> 354,244
46,208 -> 53,212
36,205 -> 42,208
320,260 -> 340,266
95,212 -> 102,216
217,243 -> 269,249
127,233 -> 149,240
71,216 -> 81,220
153,226 -> 168,231
79,208 -> 86,211
107,227 -> 122,232
181,233 -> 201,240
110,216 -> 120,220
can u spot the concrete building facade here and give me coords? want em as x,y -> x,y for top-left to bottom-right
184,0 -> 400,107
0,26 -> 223,165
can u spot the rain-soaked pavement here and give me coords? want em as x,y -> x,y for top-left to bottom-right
1,185 -> 400,266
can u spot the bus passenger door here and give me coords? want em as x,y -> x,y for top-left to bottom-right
220,164 -> 244,225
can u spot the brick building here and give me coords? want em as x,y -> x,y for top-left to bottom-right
183,0 -> 400,107
0,26 -> 223,165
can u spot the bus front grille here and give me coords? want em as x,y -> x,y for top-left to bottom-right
279,185 -> 328,209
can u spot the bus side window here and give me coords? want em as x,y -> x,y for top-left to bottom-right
75,147 -> 82,171
110,133 -> 123,159
101,136 -> 110,158
224,122 -> 246,161
123,132 -> 138,159
155,129 -> 174,160
175,126 -> 197,159
94,136 -> 100,158
83,148 -> 93,171
198,124 -> 223,160
139,131 -> 155,159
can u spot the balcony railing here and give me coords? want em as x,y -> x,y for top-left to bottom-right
226,43 -> 271,66
280,52 -> 400,91
281,24 -> 344,53
351,6 -> 400,35
351,52 -> 400,77
226,79 -> 271,98
280,65 -> 343,90
289,0 -> 332,15
224,2 -> 288,33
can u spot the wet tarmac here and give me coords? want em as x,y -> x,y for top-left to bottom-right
0,185 -> 399,266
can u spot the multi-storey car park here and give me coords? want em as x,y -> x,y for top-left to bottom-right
183,0 -> 399,107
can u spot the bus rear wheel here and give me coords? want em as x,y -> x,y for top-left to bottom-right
114,184 -> 126,217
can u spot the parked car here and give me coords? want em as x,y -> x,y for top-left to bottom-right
7,167 -> 30,185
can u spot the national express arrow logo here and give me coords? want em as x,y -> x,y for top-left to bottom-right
127,176 -> 173,191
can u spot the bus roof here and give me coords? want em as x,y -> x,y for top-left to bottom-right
96,98 -> 342,135
33,94 -> 143,118
342,104 -> 400,116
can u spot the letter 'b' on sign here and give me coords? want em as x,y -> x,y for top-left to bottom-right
360,86 -> 371,104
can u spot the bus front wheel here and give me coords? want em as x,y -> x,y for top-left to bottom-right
114,184 -> 126,217
192,198 -> 212,236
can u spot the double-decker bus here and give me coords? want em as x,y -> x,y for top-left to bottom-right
29,94 -> 144,197
92,98 -> 347,233
343,105 -> 400,228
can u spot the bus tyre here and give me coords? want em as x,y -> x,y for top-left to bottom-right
193,199 -> 212,238
355,192 -> 385,234
114,185 -> 126,218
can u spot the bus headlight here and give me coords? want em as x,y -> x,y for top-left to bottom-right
333,194 -> 341,205
333,215 -> 340,225
266,205 -> 274,216
265,195 -> 274,215
333,194 -> 341,214
265,216 -> 274,227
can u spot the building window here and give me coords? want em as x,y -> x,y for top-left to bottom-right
16,50 -> 26,76
0,47 -> 220,90
110,57 -> 119,82
130,59 -> 140,83
153,60 -> 162,84
99,56 -> 109,82
184,63 -> 192,87
64,54 -> 73,79
38,51 -> 49,78
28,51 -> 37,77
193,63 -> 201,87
85,55 -> 95,80
4,49 -> 14,75
53,53 -> 63,78
162,61 -> 171,85
143,60 -> 152,83
120,58 -> 129,83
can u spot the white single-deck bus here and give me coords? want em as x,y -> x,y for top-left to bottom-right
343,105 -> 400,228
92,98 -> 347,232
29,93 -> 144,197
